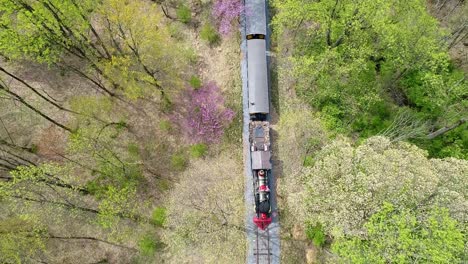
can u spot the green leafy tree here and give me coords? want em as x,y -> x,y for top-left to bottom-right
98,0 -> 184,103
332,203 -> 465,264
272,0 -> 466,141
0,163 -> 96,217
97,186 -> 137,229
0,0 -> 186,102
0,0 -> 117,96
0,216 -> 46,264
0,161 -> 144,261
0,0 -> 101,64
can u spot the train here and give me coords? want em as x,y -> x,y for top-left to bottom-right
247,33 -> 272,230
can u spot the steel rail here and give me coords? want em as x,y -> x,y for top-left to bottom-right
256,227 -> 260,263
254,227 -> 272,263
267,227 -> 271,263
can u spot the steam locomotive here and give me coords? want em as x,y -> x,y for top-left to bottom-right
247,33 -> 272,230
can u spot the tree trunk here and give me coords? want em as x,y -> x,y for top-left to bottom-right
11,194 -> 99,214
0,83 -> 73,132
0,66 -> 79,115
161,3 -> 174,20
48,235 -> 137,251
427,118 -> 466,139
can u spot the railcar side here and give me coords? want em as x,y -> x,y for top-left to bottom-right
247,34 -> 269,118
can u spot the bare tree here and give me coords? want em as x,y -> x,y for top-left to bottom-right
379,109 -> 429,142
427,117 -> 467,139
0,79 -> 72,132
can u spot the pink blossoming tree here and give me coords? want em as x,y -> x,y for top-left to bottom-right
173,82 -> 235,144
212,0 -> 243,36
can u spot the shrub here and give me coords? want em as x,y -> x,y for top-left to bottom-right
200,23 -> 220,45
176,5 -> 191,24
29,144 -> 39,154
305,222 -> 326,247
127,143 -> 139,157
171,154 -> 187,171
157,178 -> 171,191
303,155 -> 314,167
125,164 -> 143,182
85,180 -> 101,195
168,22 -> 184,40
190,143 -> 208,158
138,235 -> 159,256
151,207 -> 167,227
189,75 -> 202,89
183,47 -> 198,64
161,95 -> 173,113
159,120 -> 172,132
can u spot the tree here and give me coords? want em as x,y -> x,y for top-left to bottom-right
0,135 -> 37,173
0,0 -> 185,102
300,136 -> 467,238
428,0 -> 468,50
97,0 -> 184,103
0,0 -> 116,95
271,0 -> 466,139
0,215 -> 46,264
0,77 -> 72,132
1,163 -> 93,213
0,161 -> 144,259
0,0 -> 100,63
0,66 -> 78,115
212,0 -> 243,36
275,107 -> 329,233
171,82 -> 235,144
332,203 -> 465,263
163,154 -> 245,263
0,0 -> 234,262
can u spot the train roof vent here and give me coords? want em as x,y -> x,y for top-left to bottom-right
246,34 -> 265,40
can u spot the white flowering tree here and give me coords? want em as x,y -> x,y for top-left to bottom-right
301,136 -> 467,238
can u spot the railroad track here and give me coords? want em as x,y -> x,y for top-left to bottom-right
243,0 -> 280,263
254,226 -> 272,263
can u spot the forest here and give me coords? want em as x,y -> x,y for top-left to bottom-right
0,0 -> 466,263
273,0 -> 467,263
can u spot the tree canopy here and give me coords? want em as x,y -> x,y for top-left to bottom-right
301,136 -> 467,237
332,203 -> 465,263
272,0 -> 467,157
